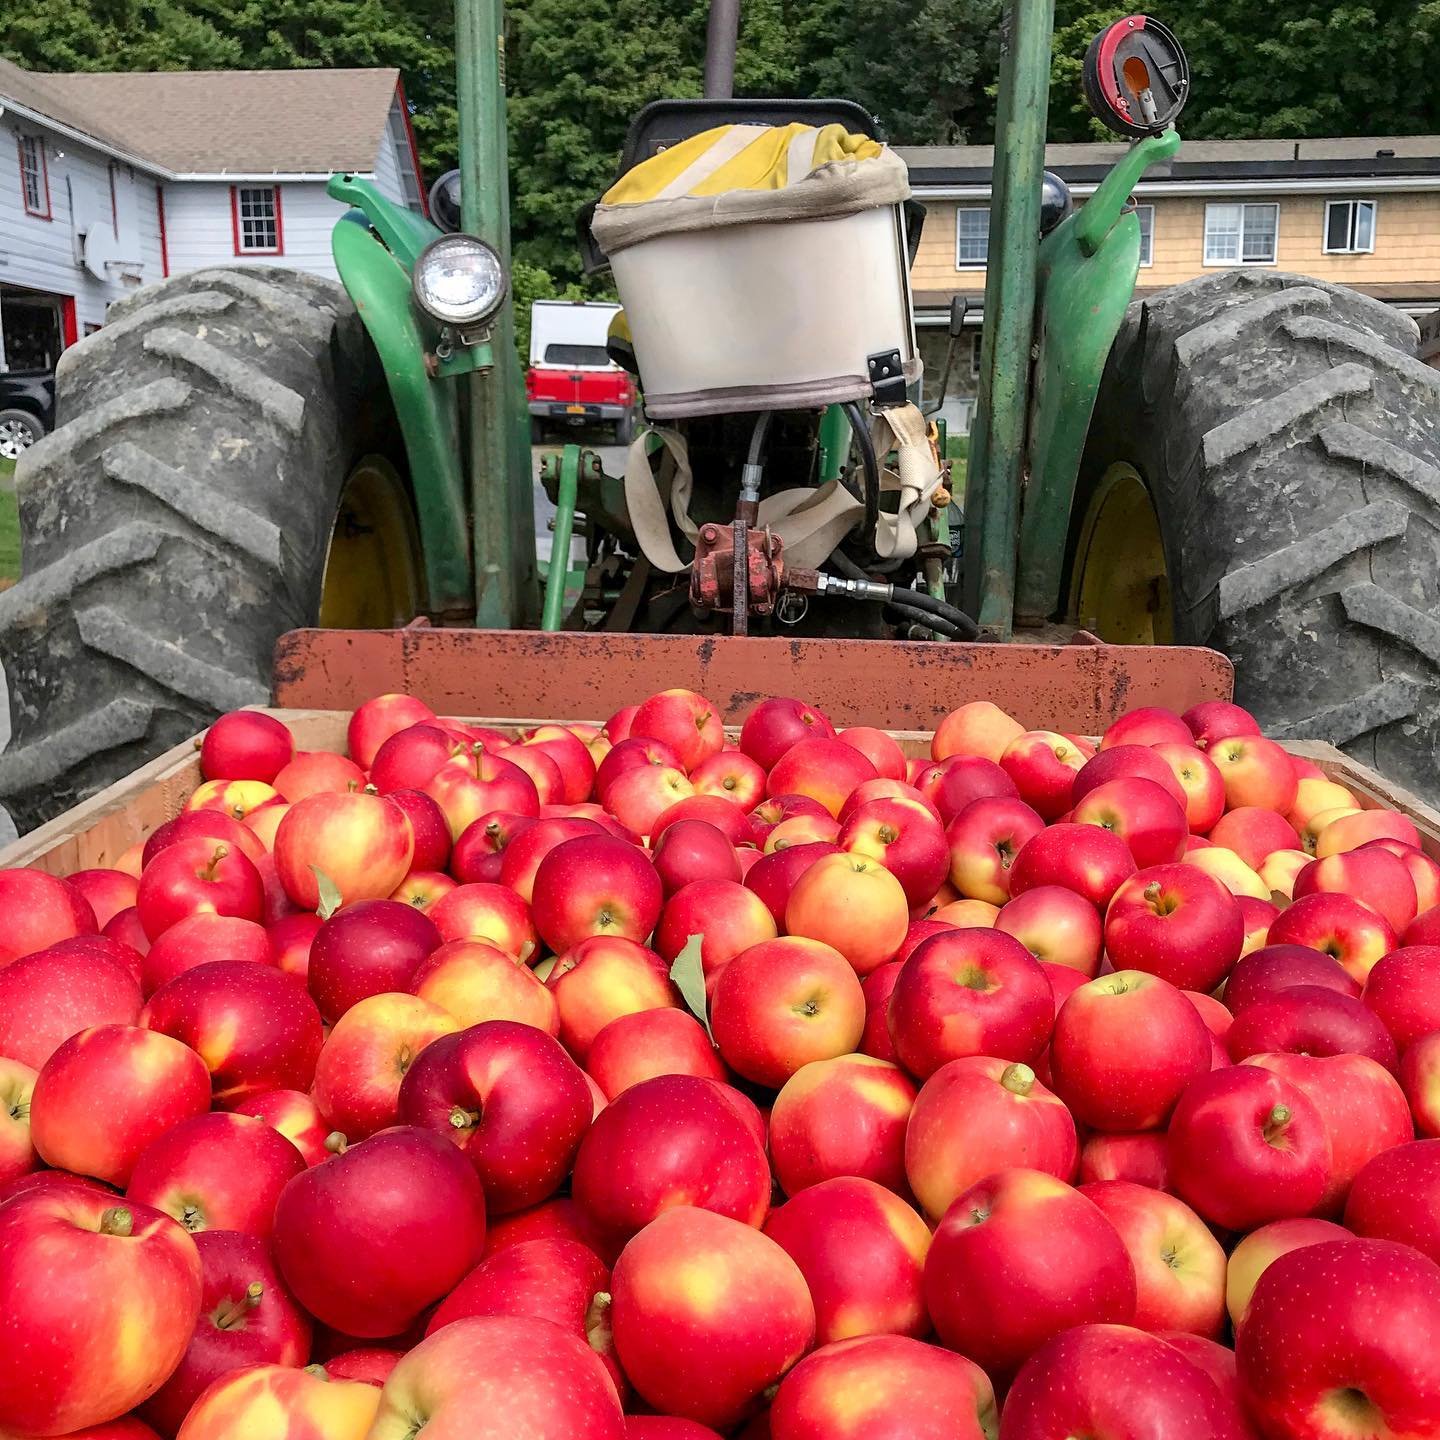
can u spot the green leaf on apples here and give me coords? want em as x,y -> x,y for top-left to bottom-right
312,867 -> 343,921
670,933 -> 712,1041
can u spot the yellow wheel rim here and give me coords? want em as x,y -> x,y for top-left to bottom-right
319,456 -> 424,629
1069,463 -> 1174,645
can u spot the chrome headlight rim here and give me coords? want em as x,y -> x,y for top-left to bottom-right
412,233 -> 508,329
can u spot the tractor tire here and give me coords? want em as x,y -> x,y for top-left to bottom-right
1077,269 -> 1440,799
0,266 -> 389,835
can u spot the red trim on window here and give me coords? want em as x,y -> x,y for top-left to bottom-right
156,185 -> 170,277
230,183 -> 284,256
395,77 -> 428,218
60,297 -> 78,349
108,161 -> 119,238
18,134 -> 52,220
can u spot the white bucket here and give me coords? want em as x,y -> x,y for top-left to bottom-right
611,205 -> 919,418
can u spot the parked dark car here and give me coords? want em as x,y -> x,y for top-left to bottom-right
0,370 -> 55,461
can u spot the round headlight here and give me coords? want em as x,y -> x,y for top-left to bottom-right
413,234 -> 507,327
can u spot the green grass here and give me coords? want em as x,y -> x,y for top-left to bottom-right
0,458 -> 18,586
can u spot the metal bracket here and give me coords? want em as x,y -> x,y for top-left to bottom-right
867,348 -> 907,408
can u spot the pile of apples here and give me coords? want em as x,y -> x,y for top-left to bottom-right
2,689 -> 1440,1440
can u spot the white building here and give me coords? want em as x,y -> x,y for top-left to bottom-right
0,59 -> 424,371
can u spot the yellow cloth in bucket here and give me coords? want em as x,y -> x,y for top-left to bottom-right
591,122 -> 909,258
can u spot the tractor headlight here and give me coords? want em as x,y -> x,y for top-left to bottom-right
413,234 -> 507,329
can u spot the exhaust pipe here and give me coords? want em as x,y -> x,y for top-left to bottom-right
704,0 -> 740,99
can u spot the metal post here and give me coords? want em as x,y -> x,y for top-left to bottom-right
457,0 -> 536,627
704,0 -> 741,99
540,445 -> 580,631
961,0 -> 1053,637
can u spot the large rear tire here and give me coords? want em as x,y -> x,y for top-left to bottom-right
1075,270 -> 1440,798
0,267 -> 418,834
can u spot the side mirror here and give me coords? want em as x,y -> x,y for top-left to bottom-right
1082,15 -> 1189,137
429,170 -> 463,233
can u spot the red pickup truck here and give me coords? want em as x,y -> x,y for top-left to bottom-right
527,300 -> 637,444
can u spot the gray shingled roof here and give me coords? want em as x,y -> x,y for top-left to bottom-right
0,58 -> 399,176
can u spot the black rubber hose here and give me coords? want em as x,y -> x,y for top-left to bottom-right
886,597 -> 966,639
893,585 -> 983,640
841,401 -> 880,549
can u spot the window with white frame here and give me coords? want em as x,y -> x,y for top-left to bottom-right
1204,202 -> 1278,265
233,185 -> 281,254
387,96 -> 424,212
1324,199 -> 1376,254
1136,204 -> 1154,266
18,135 -> 49,218
955,207 -> 990,267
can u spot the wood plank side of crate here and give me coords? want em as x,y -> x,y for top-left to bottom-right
3,710 -> 1439,876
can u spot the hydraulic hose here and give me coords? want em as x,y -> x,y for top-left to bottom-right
886,598 -> 968,640
841,401 -> 880,550
891,585 -> 982,640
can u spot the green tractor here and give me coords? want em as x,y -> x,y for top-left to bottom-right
2,0 -> 1437,834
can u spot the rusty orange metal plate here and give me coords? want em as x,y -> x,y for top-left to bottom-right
272,629 -> 1233,734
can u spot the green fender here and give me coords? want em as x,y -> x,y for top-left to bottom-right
328,177 -> 475,622
1014,129 -> 1181,626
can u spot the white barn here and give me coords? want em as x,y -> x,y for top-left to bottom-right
0,59 -> 424,371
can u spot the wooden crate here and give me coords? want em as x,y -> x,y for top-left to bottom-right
3,710 -> 1439,876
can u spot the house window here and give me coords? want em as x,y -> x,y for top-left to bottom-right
955,207 -> 990,267
1324,199 -> 1376,255
1204,202 -> 1278,265
387,94 -> 425,212
18,135 -> 50,219
1136,204 -> 1154,266
231,185 -> 283,255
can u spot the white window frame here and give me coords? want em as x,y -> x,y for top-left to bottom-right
1323,198 -> 1377,255
1135,203 -> 1154,267
955,206 -> 990,269
1203,202 -> 1279,267
232,184 -> 282,256
18,134 -> 50,219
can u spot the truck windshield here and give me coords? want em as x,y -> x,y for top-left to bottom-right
543,344 -> 611,367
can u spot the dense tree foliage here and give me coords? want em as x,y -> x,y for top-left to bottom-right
5,0 -> 1438,289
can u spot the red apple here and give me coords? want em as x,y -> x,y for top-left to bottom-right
175,1363 -> 380,1439
837,725 -> 907,780
932,701 -> 1024,763
888,927 -> 1054,1079
631,689 -> 724,771
1364,836 -> 1440,914
398,1020 -> 591,1214
587,1008 -> 725,1098
529,835 -> 663,955
430,883 -> 536,958
1225,1216 -> 1352,1328
141,959 -> 324,1104
838,797 -> 949,907
545,935 -> 677,1062
135,838 -> 262,941
784,851 -> 909,975
1151,741 -> 1227,834
1402,1032 -> 1440,1137
1072,744 -> 1187,808
273,749 -> 367,802
412,938 -> 557,1033
1166,1065 -> 1331,1231
1236,1239 -> 1440,1440
1072,778 -> 1189,869
1224,984 -> 1398,1072
1079,1132 -> 1169,1190
0,940 -> 142,1069
388,788 -> 452,872
1343,1139 -> 1440,1267
764,1176 -> 929,1343
749,793 -> 832,839
1292,847 -> 1418,938
651,820 -> 740,894
140,1227 -> 311,1438
322,1347 -> 404,1386
571,1075 -> 769,1245
388,869 -> 456,913
767,738 -> 878,819
905,1056 -> 1077,1220
272,1125 -> 485,1338
1104,864 -> 1244,992
1079,1181 -> 1225,1338
1007,822 -> 1137,907
743,841 -> 840,926
274,789 -> 414,911
859,960 -> 904,1062
709,936 -> 865,1088
1209,735 -> 1298,814
1184,700 -> 1261,749
1000,731 -> 1089,819
519,725 -> 597,805
233,1088 -> 332,1166
30,1024 -> 211,1184
0,1189 -> 202,1436
306,899 -> 442,1022
186,778 -> 282,824
768,1052 -> 916,1196
689,750 -> 767,811
66,869 -> 139,929
495,742 -> 564,805
1364,945 -> 1440,1050
595,736 -> 683,804
1002,1323 -> 1248,1440
1315,806 -> 1420,859
994,884 -> 1103,976
653,879 -> 778,977
764,812 -> 841,852
1208,806 -> 1303,870
923,1170 -> 1137,1381
347,693 -> 436,768
944,797 -> 1048,905
200,709 -> 296,783
1100,706 -> 1192,749
425,749 -> 541,840
450,810 -> 533,883
310,992 -> 458,1139
369,723 -> 461,794
912,755 -> 1014,826
1223,943 -> 1360,1012
740,697 -> 835,770
1049,970 -> 1211,1131
140,913 -> 273,994
0,1059 -> 37,1188
610,1206 -> 815,1429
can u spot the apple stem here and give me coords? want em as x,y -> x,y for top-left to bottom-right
201,845 -> 229,881
584,1290 -> 612,1350
215,1282 -> 264,1329
1001,1063 -> 1036,1097
99,1206 -> 133,1238
324,1131 -> 348,1155
1263,1104 -> 1292,1143
449,1106 -> 478,1131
